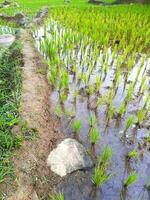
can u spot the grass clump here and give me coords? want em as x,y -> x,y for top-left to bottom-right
0,41 -> 22,183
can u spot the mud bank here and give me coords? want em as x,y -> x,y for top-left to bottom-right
5,29 -> 63,199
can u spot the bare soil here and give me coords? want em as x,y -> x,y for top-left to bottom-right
6,29 -> 63,200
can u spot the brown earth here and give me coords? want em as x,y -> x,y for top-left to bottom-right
6,29 -> 64,200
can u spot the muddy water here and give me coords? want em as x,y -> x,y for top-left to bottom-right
33,22 -> 150,200
0,34 -> 15,48
0,26 -> 16,57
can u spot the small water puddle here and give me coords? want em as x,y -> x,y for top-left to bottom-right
0,34 -> 15,48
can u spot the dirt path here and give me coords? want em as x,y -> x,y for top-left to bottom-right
7,29 -> 63,200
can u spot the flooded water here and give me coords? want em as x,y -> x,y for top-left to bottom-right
33,21 -> 150,200
0,34 -> 15,48
0,26 -> 16,57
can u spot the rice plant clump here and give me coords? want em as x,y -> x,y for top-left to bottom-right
89,127 -> 100,145
51,192 -> 64,200
127,150 -> 139,160
92,145 -> 112,187
72,119 -> 82,135
123,171 -> 138,188
124,115 -> 135,134
92,166 -> 112,188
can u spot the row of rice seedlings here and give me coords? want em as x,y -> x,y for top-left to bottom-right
34,14 -> 150,140
32,8 -> 150,198
49,7 -> 150,57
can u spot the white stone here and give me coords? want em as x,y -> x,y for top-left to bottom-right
47,138 -> 93,177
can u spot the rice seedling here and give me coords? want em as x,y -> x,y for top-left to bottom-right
95,75 -> 102,93
98,145 -> 112,167
47,71 -> 55,88
106,88 -> 114,106
65,108 -> 75,119
124,115 -> 135,135
88,83 -> 95,96
138,74 -> 147,95
127,150 -> 139,160
73,89 -> 79,100
89,127 -> 100,145
83,72 -> 88,86
136,109 -> 146,126
144,132 -> 150,143
89,113 -> 96,127
123,171 -> 138,188
143,93 -> 150,109
51,192 -> 64,200
125,83 -> 134,105
54,106 -> 63,119
107,103 -> 115,121
118,103 -> 126,118
92,166 -> 112,188
133,58 -> 144,87
97,95 -> 105,109
72,119 -> 82,135
92,145 -> 112,187
60,91 -> 67,104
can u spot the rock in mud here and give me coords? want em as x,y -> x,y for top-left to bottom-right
14,13 -> 25,25
47,138 -> 93,177
0,34 -> 15,48
32,191 -> 39,200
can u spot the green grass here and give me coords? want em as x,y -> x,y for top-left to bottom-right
0,41 -> 22,184
0,0 -> 149,17
0,0 -> 90,16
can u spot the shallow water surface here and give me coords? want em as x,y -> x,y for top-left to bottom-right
33,21 -> 150,200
